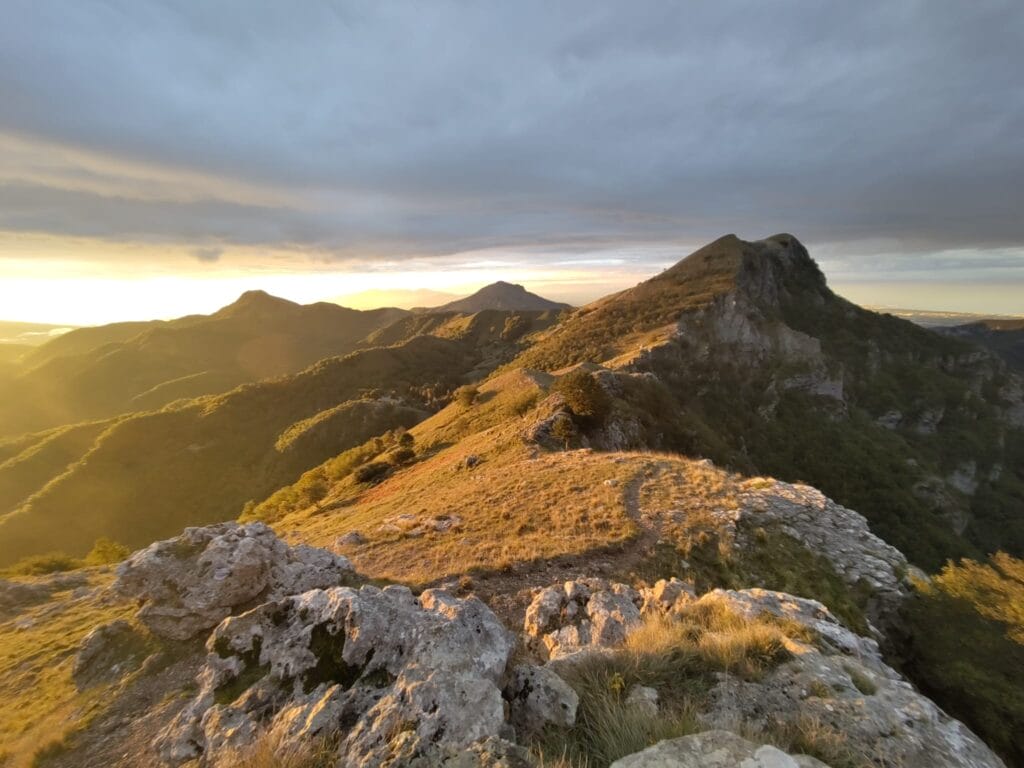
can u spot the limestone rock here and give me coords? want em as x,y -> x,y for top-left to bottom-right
505,664 -> 578,737
114,522 -> 353,640
0,572 -> 88,619
155,584 -> 516,767
524,578 -> 642,659
72,619 -> 150,689
699,590 -> 1006,768
609,730 -> 828,768
736,479 -> 909,633
624,685 -> 658,717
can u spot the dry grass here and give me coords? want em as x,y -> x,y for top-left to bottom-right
533,598 -> 795,768
217,726 -> 337,768
0,572 -> 133,768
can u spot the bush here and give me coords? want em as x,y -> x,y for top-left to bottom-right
387,446 -> 416,465
85,537 -> 131,565
454,385 -> 479,407
552,370 -> 610,427
903,553 -> 1024,765
353,462 -> 390,484
3,552 -> 81,576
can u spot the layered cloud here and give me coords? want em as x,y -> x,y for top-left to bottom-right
0,1 -> 1021,284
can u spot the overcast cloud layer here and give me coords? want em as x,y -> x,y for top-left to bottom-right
1,1 -> 1023,281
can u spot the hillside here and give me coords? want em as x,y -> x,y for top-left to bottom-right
515,234 -> 1024,569
0,292 -> 409,438
939,318 -> 1024,373
425,281 -> 572,313
0,306 -> 560,565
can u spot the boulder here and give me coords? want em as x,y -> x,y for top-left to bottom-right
72,619 -> 150,689
524,577 -> 695,659
114,522 -> 353,640
155,584 -> 516,767
609,730 -> 828,768
624,685 -> 659,717
505,664 -> 578,737
524,578 -> 642,659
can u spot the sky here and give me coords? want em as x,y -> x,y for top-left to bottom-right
1,1 -> 1022,325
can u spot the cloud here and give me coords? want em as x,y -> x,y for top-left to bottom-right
191,246 -> 222,263
0,1 -> 1021,273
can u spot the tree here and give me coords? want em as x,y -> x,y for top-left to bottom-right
550,415 -> 577,449
552,370 -> 611,427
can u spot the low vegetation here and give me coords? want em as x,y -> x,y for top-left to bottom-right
904,552 -> 1024,765
533,598 -> 798,767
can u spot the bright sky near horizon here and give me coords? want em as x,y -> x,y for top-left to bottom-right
1,2 -> 1022,325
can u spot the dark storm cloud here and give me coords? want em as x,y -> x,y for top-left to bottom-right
0,0 -> 1022,265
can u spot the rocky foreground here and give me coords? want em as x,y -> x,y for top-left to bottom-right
44,519 -> 1002,768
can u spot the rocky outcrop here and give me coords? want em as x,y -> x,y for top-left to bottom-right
114,523 -> 353,640
526,578 -> 1004,768
524,578 -> 693,659
699,589 -> 1006,768
609,730 -> 828,768
525,578 -> 642,659
156,584 -> 517,767
736,478 -> 909,633
0,572 -> 88,619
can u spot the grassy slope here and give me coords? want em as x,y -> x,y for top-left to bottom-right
0,336 -> 472,564
0,420 -> 115,515
0,572 -> 134,767
0,295 -> 408,438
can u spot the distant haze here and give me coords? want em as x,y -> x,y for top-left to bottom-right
0,2 -> 1022,323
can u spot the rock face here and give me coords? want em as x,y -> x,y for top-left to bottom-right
609,730 -> 828,768
525,577 -> 642,659
700,589 -> 1006,768
735,478 -> 910,633
114,523 -> 353,640
157,584 -> 517,767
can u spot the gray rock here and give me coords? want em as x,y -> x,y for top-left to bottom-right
698,590 -> 1006,768
609,730 -> 828,768
115,522 -> 353,640
623,685 -> 658,717
505,664 -> 578,737
336,531 -> 367,547
524,578 -> 643,659
72,619 -> 149,689
155,585 -> 516,767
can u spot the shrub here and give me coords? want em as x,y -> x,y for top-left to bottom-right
903,553 -> 1024,765
387,446 -> 416,466
552,370 -> 610,427
3,552 -> 81,576
455,385 -> 479,407
353,462 -> 390,484
85,537 -> 131,565
550,417 -> 577,449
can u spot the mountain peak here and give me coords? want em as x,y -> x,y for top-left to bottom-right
428,281 -> 571,313
215,290 -> 300,318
